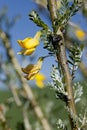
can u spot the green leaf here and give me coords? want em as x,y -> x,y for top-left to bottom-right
68,43 -> 83,78
67,60 -> 74,65
29,10 -> 49,30
73,82 -> 83,104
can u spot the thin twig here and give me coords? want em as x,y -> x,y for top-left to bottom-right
0,111 -> 11,130
8,82 -> 32,130
22,108 -> 32,130
8,84 -> 22,107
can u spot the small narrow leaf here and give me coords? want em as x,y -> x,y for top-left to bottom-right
68,43 -> 83,78
29,10 -> 49,30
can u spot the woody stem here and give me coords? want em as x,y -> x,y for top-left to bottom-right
47,0 -> 78,130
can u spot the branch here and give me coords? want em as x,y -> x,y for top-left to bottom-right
22,108 -> 32,130
8,84 -> 22,107
7,82 -> 32,130
47,0 -> 78,130
0,109 -> 11,130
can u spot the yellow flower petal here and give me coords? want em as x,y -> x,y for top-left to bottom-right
17,31 -> 41,49
22,64 -> 34,74
26,72 -> 37,80
75,29 -> 85,41
21,57 -> 44,80
26,66 -> 40,80
17,48 -> 36,55
36,80 -> 45,88
35,73 -> 46,80
17,38 -> 39,49
35,73 -> 46,88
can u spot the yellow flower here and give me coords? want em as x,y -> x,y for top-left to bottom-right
21,57 -> 44,80
35,73 -> 46,88
17,31 -> 41,55
75,29 -> 85,41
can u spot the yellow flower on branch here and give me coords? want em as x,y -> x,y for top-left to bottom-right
21,57 -> 44,80
35,73 -> 46,88
17,31 -> 41,55
75,29 -> 85,41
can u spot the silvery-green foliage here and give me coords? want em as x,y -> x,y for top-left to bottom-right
57,119 -> 67,130
68,44 -> 83,78
78,108 -> 87,129
73,82 -> 83,104
29,10 -> 49,30
50,65 -> 68,101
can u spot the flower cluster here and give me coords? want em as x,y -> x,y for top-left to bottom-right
17,31 -> 46,88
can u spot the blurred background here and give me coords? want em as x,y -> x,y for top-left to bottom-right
0,0 -> 87,130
